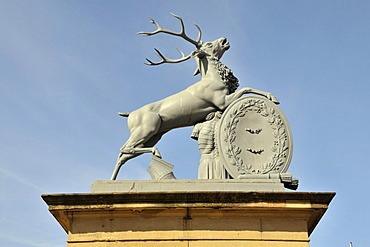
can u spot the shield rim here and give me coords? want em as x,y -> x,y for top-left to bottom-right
217,96 -> 293,178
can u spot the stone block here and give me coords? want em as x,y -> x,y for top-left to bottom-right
90,179 -> 285,193
42,188 -> 335,247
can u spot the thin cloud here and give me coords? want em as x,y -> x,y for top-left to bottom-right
0,167 -> 46,193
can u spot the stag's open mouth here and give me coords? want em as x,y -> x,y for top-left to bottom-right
222,38 -> 230,50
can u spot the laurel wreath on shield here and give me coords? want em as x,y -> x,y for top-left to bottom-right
224,98 -> 289,175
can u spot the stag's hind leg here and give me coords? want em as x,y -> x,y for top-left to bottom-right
120,112 -> 163,155
111,112 -> 163,180
111,132 -> 166,180
111,152 -> 139,180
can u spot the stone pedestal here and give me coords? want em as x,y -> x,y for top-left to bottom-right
42,181 -> 334,247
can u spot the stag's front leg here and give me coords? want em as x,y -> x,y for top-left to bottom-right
220,87 -> 279,110
226,87 -> 251,104
227,87 -> 279,105
221,87 -> 253,109
248,88 -> 280,104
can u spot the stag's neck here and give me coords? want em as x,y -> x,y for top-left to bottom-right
200,57 -> 239,93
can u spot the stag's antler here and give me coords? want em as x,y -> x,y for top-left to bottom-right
145,48 -> 194,66
138,13 -> 202,66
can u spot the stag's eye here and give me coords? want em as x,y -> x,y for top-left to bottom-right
204,42 -> 212,47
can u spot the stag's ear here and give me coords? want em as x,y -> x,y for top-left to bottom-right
191,50 -> 203,76
191,49 -> 206,58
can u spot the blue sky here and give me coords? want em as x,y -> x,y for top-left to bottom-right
1,0 -> 370,246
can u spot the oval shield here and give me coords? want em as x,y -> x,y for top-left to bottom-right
217,96 -> 293,178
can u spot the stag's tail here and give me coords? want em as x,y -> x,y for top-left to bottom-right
118,112 -> 130,117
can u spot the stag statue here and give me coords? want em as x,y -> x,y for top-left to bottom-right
111,13 -> 279,180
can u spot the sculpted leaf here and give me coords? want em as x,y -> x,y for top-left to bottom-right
281,139 -> 286,149
276,118 -> 282,126
230,159 -> 236,166
261,109 -> 269,117
277,158 -> 285,167
261,163 -> 267,170
230,135 -> 236,143
273,130 -> 279,138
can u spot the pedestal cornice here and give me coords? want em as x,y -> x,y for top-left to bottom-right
42,189 -> 335,238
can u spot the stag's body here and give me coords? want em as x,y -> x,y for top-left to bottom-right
111,14 -> 278,180
131,60 -> 234,131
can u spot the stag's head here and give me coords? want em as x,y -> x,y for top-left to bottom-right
198,37 -> 230,60
138,13 -> 230,74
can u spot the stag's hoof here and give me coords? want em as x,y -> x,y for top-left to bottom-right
267,94 -> 280,105
152,148 -> 162,159
111,160 -> 123,180
110,169 -> 119,180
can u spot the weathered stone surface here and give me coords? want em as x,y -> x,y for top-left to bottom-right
42,191 -> 335,247
67,241 -> 309,247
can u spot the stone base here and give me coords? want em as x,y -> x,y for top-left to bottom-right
91,179 -> 285,193
42,185 -> 335,247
